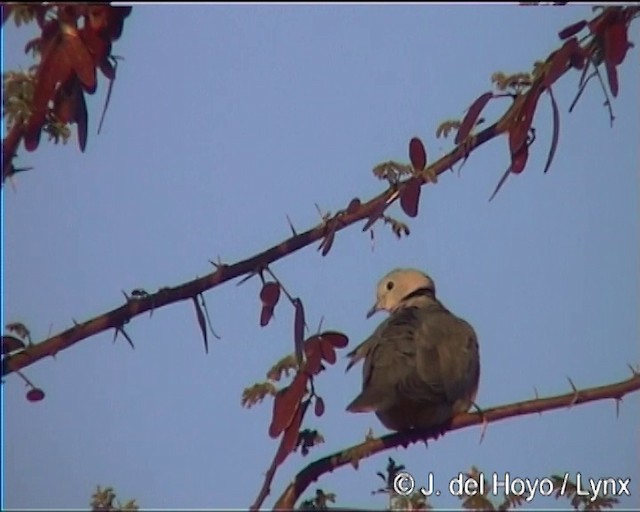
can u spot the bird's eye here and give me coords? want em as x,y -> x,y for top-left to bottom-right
386,281 -> 394,291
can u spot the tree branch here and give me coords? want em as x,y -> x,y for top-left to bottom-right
2,123 -> 495,377
273,372 -> 640,509
4,7 -> 637,380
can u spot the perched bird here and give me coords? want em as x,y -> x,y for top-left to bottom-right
346,268 -> 480,432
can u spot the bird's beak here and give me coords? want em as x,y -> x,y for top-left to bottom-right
366,303 -> 379,319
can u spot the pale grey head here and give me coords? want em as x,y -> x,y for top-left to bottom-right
366,268 -> 437,318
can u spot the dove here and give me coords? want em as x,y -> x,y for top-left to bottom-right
345,268 -> 480,432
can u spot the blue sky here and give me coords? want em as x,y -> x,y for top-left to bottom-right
3,4 -> 639,510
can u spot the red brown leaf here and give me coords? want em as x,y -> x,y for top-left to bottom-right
293,298 -> 305,366
511,145 -> 529,174
274,400 -> 308,466
303,338 -> 323,375
26,388 -> 45,402
455,92 -> 493,145
508,85 -> 542,157
543,39 -> 575,88
260,282 -> 281,307
319,339 -> 336,365
409,137 -> 426,171
604,21 -> 629,66
75,87 -> 88,152
260,304 -> 274,327
2,335 -> 25,355
60,26 -> 96,93
321,331 -> 349,349
605,61 -> 619,97
558,20 -> 587,40
400,178 -> 421,218
543,88 -> 560,174
319,228 -> 335,257
314,396 -> 325,417
268,372 -> 307,439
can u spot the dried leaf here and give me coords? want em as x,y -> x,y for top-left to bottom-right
192,296 -> 208,354
260,282 -> 281,307
543,88 -> 560,174
318,228 -> 335,257
293,298 -> 305,366
274,400 -> 308,466
455,92 -> 493,145
400,178 -> 421,218
2,335 -> 26,354
558,19 -> 587,39
268,372 -> 307,438
408,137 -> 426,171
314,396 -> 325,417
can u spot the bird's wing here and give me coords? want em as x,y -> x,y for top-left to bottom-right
349,306 -> 457,412
415,306 -> 480,404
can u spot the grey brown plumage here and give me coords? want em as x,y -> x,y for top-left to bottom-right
346,268 -> 480,431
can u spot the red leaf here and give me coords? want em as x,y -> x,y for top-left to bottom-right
321,331 -> 348,349
558,20 -> 587,40
400,178 -> 421,218
293,299 -> 305,366
274,400 -> 307,466
511,145 -> 529,174
2,335 -> 25,355
268,372 -> 307,439
303,338 -> 323,375
260,282 -> 281,307
26,388 -> 45,402
75,87 -> 88,152
604,22 -> 629,66
346,198 -> 361,215
455,92 -> 493,145
489,139 -> 529,202
314,396 -> 325,417
409,137 -> 426,171
509,86 -> 542,157
319,339 -> 336,365
260,304 -> 274,327
605,61 -> 619,97
61,27 -> 96,93
99,56 -> 116,80
543,88 -> 560,174
543,39 -> 576,88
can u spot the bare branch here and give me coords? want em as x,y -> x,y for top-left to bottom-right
273,373 -> 640,509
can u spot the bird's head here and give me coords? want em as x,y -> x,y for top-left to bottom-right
367,268 -> 436,318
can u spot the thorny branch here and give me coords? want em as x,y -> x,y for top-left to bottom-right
4,6 -> 638,377
274,372 -> 640,509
